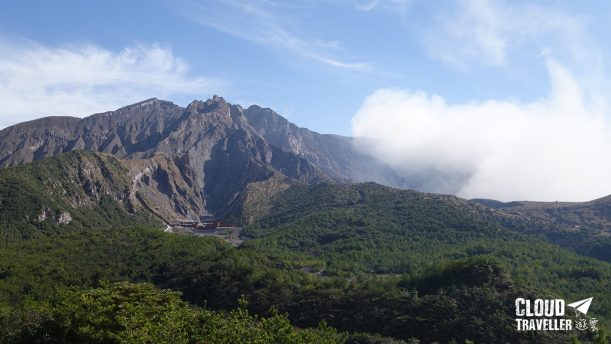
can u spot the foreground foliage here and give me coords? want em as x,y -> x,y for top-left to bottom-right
0,282 -> 342,343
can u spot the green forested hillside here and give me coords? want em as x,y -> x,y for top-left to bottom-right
0,153 -> 609,343
243,183 -> 611,337
0,150 -> 159,242
244,183 -> 611,288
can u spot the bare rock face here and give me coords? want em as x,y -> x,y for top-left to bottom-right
0,96 -> 404,220
244,105 -> 408,188
36,208 -> 71,225
57,211 -> 72,225
37,209 -> 49,222
125,154 -> 208,222
0,116 -> 81,167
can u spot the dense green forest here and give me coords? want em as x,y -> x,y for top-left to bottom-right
0,152 -> 609,343
243,184 -> 611,311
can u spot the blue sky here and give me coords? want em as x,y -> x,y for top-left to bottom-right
2,0 -> 611,201
1,0 -> 606,134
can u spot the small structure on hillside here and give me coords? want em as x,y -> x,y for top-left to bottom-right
170,219 -> 234,230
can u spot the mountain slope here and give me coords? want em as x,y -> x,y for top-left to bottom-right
244,105 -> 408,188
474,196 -> 611,231
0,98 -> 183,167
0,151 -> 160,243
472,197 -> 611,262
0,150 -> 243,230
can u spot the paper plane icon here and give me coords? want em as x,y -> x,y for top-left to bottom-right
567,297 -> 593,316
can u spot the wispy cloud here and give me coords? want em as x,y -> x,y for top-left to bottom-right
182,0 -> 370,71
0,39 -> 222,127
353,0 -> 410,12
425,0 -> 588,70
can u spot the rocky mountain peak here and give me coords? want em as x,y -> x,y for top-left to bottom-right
212,94 -> 225,101
182,97 -> 251,132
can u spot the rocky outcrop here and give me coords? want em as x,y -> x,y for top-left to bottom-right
36,208 -> 72,225
57,211 -> 72,225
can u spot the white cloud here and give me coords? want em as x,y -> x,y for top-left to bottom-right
0,40 -> 221,127
352,60 -> 611,202
183,0 -> 369,71
425,0 -> 587,69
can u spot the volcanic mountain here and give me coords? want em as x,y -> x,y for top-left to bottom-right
0,96 -> 406,221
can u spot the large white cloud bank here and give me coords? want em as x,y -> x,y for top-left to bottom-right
352,61 -> 611,202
